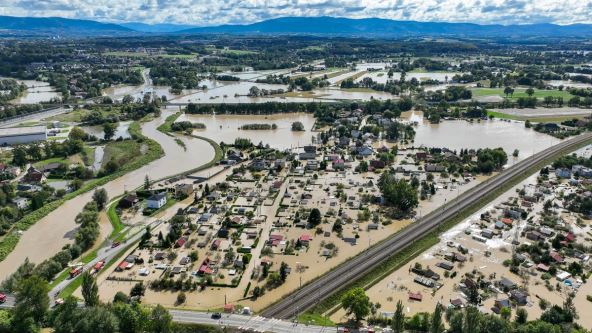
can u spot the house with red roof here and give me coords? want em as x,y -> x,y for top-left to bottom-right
299,234 -> 313,246
198,258 -> 213,275
549,251 -> 564,264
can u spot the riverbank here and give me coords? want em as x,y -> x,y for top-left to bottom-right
0,119 -> 163,263
0,111 -> 215,281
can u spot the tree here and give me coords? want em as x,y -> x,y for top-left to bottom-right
113,291 -> 130,304
12,146 -> 28,166
81,271 -> 99,307
515,307 -> 528,325
308,208 -> 321,227
51,296 -> 80,333
392,300 -> 405,333
74,307 -> 119,333
463,306 -> 480,333
112,302 -> 150,333
431,303 -> 444,333
150,305 -> 172,333
526,88 -> 535,97
176,292 -> 186,305
130,282 -> 146,298
103,122 -> 117,140
378,172 -> 418,213
500,306 -> 512,321
279,262 -> 289,282
92,188 -> 108,210
12,275 -> 50,333
291,121 -> 305,131
504,86 -> 514,97
144,175 -> 151,190
69,127 -> 87,141
341,288 -> 370,323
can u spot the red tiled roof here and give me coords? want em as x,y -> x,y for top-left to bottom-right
408,292 -> 423,301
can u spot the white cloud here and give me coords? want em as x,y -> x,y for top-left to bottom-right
0,0 -> 590,25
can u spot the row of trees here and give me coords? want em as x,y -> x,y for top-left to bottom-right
2,190 -> 106,292
341,287 -> 588,333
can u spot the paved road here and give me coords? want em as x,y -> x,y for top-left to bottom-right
0,106 -> 66,128
171,310 -> 335,333
262,132 -> 592,319
48,219 -> 164,301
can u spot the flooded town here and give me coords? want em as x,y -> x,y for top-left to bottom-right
0,7 -> 592,333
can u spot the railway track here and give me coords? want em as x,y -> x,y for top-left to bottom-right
262,132 -> 592,319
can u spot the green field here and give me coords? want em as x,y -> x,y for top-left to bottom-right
471,87 -> 574,100
101,139 -> 142,169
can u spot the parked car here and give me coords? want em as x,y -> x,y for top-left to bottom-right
0,293 -> 7,303
211,312 -> 222,319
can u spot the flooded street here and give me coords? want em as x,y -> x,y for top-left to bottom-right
402,111 -> 561,163
0,110 -> 215,281
180,112 -> 317,149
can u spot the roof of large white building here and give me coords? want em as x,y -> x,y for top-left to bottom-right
0,126 -> 47,138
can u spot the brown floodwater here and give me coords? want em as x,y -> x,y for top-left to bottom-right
179,113 -> 317,150
0,110 -> 215,281
8,79 -> 61,104
401,111 -> 561,164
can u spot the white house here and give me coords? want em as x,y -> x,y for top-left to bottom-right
146,192 -> 167,209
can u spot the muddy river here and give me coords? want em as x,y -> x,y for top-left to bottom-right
0,110 -> 215,281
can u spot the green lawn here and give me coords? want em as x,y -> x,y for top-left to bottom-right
471,87 -> 574,100
101,139 -> 142,169
43,109 -> 94,123
297,313 -> 335,327
107,201 -> 125,239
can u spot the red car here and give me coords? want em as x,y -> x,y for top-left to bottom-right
0,293 -> 6,303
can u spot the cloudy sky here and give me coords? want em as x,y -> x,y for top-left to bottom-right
1,0 -> 591,26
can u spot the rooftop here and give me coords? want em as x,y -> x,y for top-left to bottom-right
0,126 -> 47,138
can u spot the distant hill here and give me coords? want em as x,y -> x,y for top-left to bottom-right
0,15 -> 591,38
0,15 -> 132,36
180,16 -> 592,38
120,22 -> 197,33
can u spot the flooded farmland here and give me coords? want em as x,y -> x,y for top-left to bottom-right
179,112 -> 317,149
9,79 -> 61,104
401,111 -> 561,163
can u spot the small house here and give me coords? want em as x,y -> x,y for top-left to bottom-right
298,234 -> 313,246
146,192 -> 167,209
119,194 -> 139,208
509,290 -> 528,305
175,183 -> 194,198
22,166 -> 45,183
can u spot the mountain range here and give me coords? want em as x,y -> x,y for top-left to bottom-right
1,15 -> 591,37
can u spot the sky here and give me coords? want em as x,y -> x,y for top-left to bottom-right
1,0 -> 592,26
